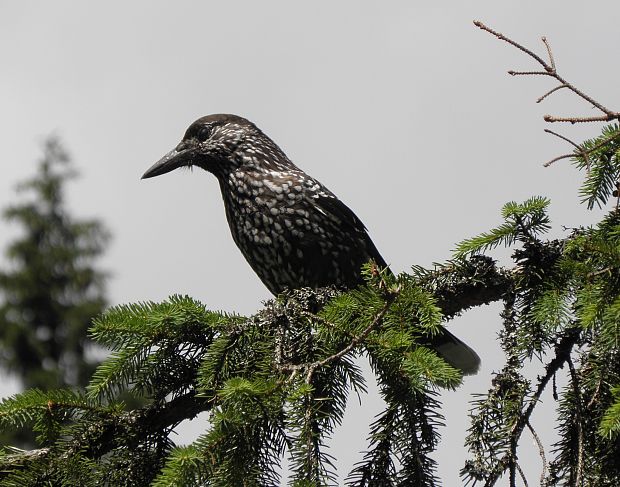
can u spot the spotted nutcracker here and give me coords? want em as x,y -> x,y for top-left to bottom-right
142,114 -> 480,374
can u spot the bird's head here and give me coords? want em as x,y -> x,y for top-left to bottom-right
142,114 -> 277,180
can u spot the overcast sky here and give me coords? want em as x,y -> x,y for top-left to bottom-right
1,2 -> 619,485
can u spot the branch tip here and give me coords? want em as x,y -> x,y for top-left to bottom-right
476,20 -> 618,133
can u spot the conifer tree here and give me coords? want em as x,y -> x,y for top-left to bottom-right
0,24 -> 618,487
0,137 -> 109,391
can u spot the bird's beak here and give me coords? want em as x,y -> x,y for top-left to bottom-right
141,141 -> 194,179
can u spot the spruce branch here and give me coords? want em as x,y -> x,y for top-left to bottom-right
7,243 -> 591,486
0,447 -> 51,470
412,255 -> 514,320
599,386 -> 620,438
567,358 -> 584,487
279,286 -> 399,384
526,420 -> 547,486
481,328 -> 581,486
305,293 -> 396,384
0,391 -> 211,483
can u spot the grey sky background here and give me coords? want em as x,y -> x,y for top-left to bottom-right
1,1 -> 619,485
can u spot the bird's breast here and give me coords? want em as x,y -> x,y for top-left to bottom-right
222,173 -> 311,255
218,170 -> 363,293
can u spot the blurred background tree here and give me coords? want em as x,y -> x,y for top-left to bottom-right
0,136 -> 109,400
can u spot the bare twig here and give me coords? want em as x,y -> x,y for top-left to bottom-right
543,153 -> 577,167
541,37 -> 556,72
475,20 -> 617,117
543,129 -> 590,170
527,421 -> 547,486
537,84 -> 568,103
473,21 -> 552,71
544,129 -> 582,151
544,114 -> 620,124
587,266 -> 613,279
508,70 -> 553,77
474,19 -> 620,177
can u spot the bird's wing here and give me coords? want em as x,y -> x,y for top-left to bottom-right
312,192 -> 387,267
251,169 -> 389,288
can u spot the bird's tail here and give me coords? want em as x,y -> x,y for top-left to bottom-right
430,329 -> 480,376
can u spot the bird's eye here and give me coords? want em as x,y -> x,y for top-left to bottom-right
197,126 -> 211,142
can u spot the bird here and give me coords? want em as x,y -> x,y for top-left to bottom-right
142,114 -> 480,375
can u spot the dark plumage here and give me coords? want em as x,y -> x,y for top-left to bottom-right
142,114 -> 480,374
